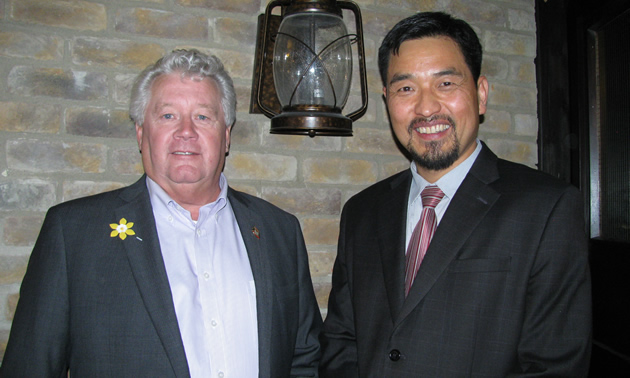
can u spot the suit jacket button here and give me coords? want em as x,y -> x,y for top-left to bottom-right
389,349 -> 401,361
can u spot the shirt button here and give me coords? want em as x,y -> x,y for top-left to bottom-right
203,272 -> 210,280
389,349 -> 401,361
211,319 -> 218,327
167,215 -> 173,222
196,229 -> 202,236
218,371 -> 224,377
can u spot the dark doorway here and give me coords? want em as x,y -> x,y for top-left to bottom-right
536,0 -> 630,375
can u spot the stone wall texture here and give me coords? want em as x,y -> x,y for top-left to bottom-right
0,0 -> 538,360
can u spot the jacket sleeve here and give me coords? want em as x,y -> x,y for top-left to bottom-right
289,216 -> 324,378
1,208 -> 70,377
508,187 -> 592,376
319,206 -> 360,378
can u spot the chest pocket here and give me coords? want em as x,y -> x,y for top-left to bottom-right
448,257 -> 511,273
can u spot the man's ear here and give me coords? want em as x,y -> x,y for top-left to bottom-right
477,76 -> 489,115
225,124 -> 232,154
135,123 -> 143,153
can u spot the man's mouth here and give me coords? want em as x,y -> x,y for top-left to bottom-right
415,123 -> 450,134
172,151 -> 196,155
411,116 -> 454,135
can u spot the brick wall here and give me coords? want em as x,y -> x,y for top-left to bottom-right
0,0 -> 537,359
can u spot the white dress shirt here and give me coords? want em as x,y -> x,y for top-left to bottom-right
147,174 -> 259,378
406,141 -> 483,250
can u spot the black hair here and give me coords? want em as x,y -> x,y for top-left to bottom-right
378,12 -> 483,88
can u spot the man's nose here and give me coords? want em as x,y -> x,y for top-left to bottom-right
415,90 -> 441,117
175,117 -> 198,139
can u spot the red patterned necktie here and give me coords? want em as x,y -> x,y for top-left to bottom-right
405,185 -> 445,296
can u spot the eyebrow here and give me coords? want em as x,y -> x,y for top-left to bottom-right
388,68 -> 464,86
388,73 -> 413,86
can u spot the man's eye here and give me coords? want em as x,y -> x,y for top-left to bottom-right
198,115 -> 208,121
162,114 -> 174,120
397,86 -> 412,92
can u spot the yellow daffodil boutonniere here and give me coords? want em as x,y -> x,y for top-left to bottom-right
110,218 -> 135,240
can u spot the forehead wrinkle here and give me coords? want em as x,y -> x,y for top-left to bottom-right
433,68 -> 464,78
152,100 -> 215,110
389,67 -> 465,86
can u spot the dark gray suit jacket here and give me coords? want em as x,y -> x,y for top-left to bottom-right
320,144 -> 591,377
1,176 -> 322,377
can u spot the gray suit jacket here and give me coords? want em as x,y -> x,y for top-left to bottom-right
320,144 -> 591,377
1,176 -> 322,377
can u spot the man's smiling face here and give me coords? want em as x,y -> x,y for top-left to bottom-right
136,72 -> 230,202
384,36 -> 488,182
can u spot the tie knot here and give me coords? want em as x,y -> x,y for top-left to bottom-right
421,186 -> 444,208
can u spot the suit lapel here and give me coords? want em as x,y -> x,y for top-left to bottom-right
377,172 -> 412,322
397,146 -> 501,324
116,177 -> 190,377
228,189 -> 273,377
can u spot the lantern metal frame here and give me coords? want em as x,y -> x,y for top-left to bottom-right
249,0 -> 368,137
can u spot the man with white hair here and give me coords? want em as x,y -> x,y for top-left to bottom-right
2,49 -> 322,377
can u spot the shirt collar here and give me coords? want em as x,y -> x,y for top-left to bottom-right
146,173 -> 229,222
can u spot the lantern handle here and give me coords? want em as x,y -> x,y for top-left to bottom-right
337,0 -> 368,121
255,0 -> 290,118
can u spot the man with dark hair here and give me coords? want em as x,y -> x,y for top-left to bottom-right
1,49 -> 322,377
320,12 -> 591,377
